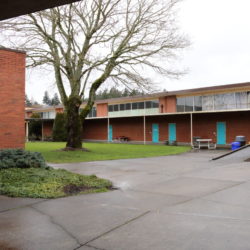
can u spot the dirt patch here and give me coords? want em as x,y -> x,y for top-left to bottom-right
63,184 -> 116,195
63,184 -> 93,194
244,158 -> 250,162
0,242 -> 19,250
60,147 -> 90,152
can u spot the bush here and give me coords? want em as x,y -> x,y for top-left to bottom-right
0,149 -> 48,170
52,113 -> 67,141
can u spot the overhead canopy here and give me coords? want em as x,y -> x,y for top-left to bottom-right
0,0 -> 80,21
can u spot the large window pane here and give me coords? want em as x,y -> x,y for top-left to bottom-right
113,104 -> 119,111
108,105 -> 113,112
132,102 -> 137,110
125,103 -> 131,110
202,95 -> 213,111
177,97 -> 185,112
248,92 -> 250,108
138,102 -> 145,109
145,101 -> 152,109
120,104 -> 125,111
185,96 -> 193,111
152,100 -> 159,108
236,92 -> 247,109
194,96 -> 202,111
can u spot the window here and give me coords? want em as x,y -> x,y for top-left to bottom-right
138,102 -> 145,109
108,105 -> 113,112
214,93 -> 235,110
176,97 -> 185,112
132,102 -> 138,110
185,96 -> 193,112
114,104 -> 119,111
145,101 -> 152,109
194,96 -> 202,111
236,92 -> 247,109
152,100 -> 159,108
202,95 -> 214,111
125,103 -> 131,110
120,104 -> 125,111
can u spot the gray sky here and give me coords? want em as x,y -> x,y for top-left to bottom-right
26,0 -> 250,102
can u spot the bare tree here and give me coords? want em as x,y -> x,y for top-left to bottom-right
1,0 -> 189,149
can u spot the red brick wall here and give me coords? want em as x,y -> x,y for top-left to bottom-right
41,111 -> 250,145
0,49 -> 26,149
193,112 -> 250,144
83,119 -> 108,140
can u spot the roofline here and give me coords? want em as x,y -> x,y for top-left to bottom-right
95,81 -> 250,104
0,46 -> 26,54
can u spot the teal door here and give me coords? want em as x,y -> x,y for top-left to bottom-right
168,123 -> 176,143
217,122 -> 226,145
152,124 -> 159,143
108,125 -> 113,142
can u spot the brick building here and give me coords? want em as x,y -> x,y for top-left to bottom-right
0,48 -> 26,149
26,82 -> 250,146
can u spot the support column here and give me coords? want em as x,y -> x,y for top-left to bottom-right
190,113 -> 193,147
25,121 -> 29,142
107,117 -> 110,143
143,116 -> 146,145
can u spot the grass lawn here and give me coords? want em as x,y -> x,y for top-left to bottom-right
26,142 -> 190,163
0,168 -> 112,198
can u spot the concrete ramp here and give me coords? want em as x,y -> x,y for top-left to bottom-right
212,145 -> 250,162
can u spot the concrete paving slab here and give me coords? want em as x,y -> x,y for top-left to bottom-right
0,195 -> 45,212
77,245 -> 97,250
90,212 -> 250,250
185,162 -> 250,182
33,195 -> 147,244
0,207 -> 79,250
134,177 -> 240,198
63,190 -> 191,211
203,181 -> 250,208
162,198 -> 250,221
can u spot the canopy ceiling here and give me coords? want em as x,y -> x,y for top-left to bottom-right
0,0 -> 80,21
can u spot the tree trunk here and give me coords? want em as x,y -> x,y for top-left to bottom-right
65,96 -> 83,149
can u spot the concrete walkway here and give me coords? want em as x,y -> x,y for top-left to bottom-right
1,149 -> 250,250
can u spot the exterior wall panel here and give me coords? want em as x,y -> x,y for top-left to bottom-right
0,49 -> 25,149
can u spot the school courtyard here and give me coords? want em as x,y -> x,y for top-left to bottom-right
1,148 -> 250,250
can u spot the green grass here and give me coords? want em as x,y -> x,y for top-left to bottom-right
26,142 -> 190,163
0,168 -> 112,198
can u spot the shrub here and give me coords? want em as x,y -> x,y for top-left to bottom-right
52,113 -> 67,141
29,113 -> 42,140
0,149 -> 48,170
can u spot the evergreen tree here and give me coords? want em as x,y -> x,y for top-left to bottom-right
51,93 -> 61,106
42,91 -> 51,105
25,94 -> 32,107
52,113 -> 67,141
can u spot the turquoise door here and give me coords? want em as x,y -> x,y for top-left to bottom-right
168,123 -> 176,143
108,125 -> 113,142
217,122 -> 226,145
152,124 -> 159,143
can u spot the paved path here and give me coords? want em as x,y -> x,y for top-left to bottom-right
1,149 -> 250,250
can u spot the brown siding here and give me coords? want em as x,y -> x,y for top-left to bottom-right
97,103 -> 108,117
0,49 -> 25,149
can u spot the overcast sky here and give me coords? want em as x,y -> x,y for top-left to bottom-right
26,0 -> 250,102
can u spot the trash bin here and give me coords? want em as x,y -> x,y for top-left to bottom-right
235,136 -> 246,147
231,141 -> 241,150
